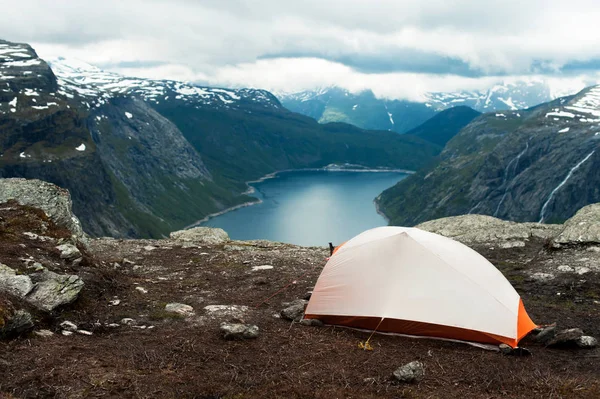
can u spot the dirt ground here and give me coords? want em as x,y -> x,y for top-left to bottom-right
0,203 -> 599,398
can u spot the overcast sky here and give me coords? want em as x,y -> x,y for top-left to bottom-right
2,0 -> 600,99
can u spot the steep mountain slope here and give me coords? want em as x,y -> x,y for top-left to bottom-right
377,87 -> 600,225
0,40 -> 238,238
48,57 -> 439,191
1,39 -> 439,238
278,81 -> 560,134
405,106 -> 481,147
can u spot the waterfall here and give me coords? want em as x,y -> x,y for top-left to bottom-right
468,201 -> 482,214
538,150 -> 596,223
493,140 -> 530,217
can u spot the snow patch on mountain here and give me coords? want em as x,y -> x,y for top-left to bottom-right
47,57 -> 280,110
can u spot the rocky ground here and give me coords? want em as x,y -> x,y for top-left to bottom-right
1,197 -> 600,398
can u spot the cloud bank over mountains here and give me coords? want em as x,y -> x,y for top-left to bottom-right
3,0 -> 600,99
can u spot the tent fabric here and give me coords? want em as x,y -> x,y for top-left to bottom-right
304,226 -> 537,347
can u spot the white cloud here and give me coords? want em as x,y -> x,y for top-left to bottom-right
3,0 -> 600,98
207,57 -> 597,101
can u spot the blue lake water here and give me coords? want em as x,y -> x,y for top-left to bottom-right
201,170 -> 408,246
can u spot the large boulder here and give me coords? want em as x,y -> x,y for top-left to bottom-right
546,328 -> 583,347
0,299 -> 34,338
553,203 -> 600,246
26,270 -> 84,312
0,178 -> 86,241
0,263 -> 34,297
416,215 -> 560,245
169,227 -> 229,245
0,264 -> 84,312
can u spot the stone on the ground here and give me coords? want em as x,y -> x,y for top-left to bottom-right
220,322 -> 259,340
0,263 -> 34,297
280,299 -> 308,321
392,361 -> 425,383
204,305 -> 248,320
60,320 -> 78,332
416,214 -> 560,245
135,286 -> 148,294
547,328 -> 583,347
553,203 -> 600,246
499,344 -> 531,356
576,336 -> 598,349
27,270 -> 84,311
165,303 -> 194,316
34,329 -> 54,338
251,265 -> 273,271
299,318 -> 323,327
534,325 -> 556,344
77,330 -> 93,336
120,318 -> 136,326
55,243 -> 82,261
3,310 -> 34,336
170,227 -> 229,245
0,178 -> 87,241
61,330 -> 73,336
530,272 -> 555,282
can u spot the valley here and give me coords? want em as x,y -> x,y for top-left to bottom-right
0,39 -> 438,239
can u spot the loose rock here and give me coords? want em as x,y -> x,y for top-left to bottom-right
534,325 -> 556,344
0,263 -> 34,297
34,329 -> 54,338
27,270 -> 84,311
170,227 -> 229,245
165,303 -> 194,316
299,318 -> 323,327
281,299 -> 308,321
393,361 -> 425,383
220,322 -> 259,340
135,286 -> 148,294
547,328 -> 583,347
576,336 -> 598,349
60,320 -> 78,332
56,243 -> 82,261
204,305 -> 248,320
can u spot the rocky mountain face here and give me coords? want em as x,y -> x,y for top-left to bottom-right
1,39 -> 439,238
277,81 -> 560,134
378,87 -> 600,226
404,106 -> 481,147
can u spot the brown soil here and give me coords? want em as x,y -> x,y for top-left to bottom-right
0,203 -> 599,398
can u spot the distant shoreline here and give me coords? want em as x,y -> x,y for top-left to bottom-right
187,166 -> 413,228
374,195 -> 391,224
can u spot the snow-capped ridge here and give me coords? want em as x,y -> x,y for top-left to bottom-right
47,57 -> 280,110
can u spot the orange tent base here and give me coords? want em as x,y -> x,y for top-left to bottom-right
305,299 -> 537,348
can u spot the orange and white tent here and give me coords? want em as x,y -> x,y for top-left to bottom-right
304,226 -> 537,347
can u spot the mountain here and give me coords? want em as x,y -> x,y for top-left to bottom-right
279,87 -> 437,134
405,106 -> 481,147
377,86 -> 600,226
277,81 -> 563,134
1,39 -> 439,238
424,80 -> 559,112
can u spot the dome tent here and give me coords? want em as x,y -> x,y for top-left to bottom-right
304,226 -> 537,347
